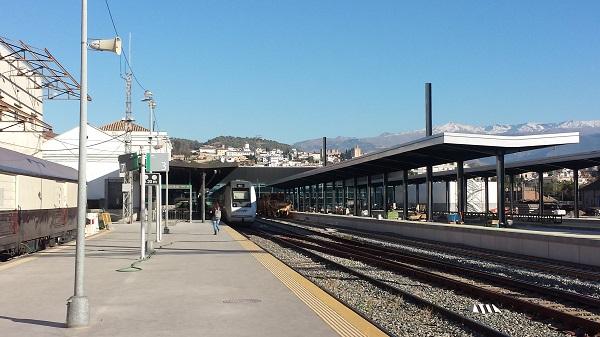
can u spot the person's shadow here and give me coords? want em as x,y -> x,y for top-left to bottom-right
0,315 -> 65,328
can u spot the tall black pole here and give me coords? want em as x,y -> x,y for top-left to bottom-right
425,83 -> 432,136
322,137 -> 327,167
425,83 -> 433,221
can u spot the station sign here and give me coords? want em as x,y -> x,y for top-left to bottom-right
145,173 -> 160,185
161,184 -> 191,190
146,153 -> 170,172
118,153 -> 140,172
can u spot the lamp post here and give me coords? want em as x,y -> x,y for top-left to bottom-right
67,0 -> 121,328
142,91 -> 156,247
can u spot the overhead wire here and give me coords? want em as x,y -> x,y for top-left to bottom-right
104,0 -> 147,92
105,0 -> 165,138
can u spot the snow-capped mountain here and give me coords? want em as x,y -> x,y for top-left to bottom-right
293,120 -> 600,161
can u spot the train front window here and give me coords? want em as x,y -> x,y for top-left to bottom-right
232,189 -> 250,202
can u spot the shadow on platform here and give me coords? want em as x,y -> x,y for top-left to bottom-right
0,315 -> 64,328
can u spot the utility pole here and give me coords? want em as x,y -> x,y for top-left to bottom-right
66,0 -> 89,327
122,33 -> 133,223
140,149 -> 146,259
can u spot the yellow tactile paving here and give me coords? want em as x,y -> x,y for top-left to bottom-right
224,226 -> 388,337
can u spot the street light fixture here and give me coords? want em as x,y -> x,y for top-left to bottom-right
66,0 -> 121,328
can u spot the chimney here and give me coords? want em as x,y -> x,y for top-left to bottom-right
322,137 -> 327,167
425,82 -> 432,136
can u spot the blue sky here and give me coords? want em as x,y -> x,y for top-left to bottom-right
2,1 -> 599,144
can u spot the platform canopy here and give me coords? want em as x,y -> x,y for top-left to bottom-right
403,149 -> 600,184
271,132 -> 580,188
168,160 -> 238,190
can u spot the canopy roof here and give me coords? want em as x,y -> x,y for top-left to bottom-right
271,132 -> 580,188
403,150 -> 600,184
167,160 -> 238,190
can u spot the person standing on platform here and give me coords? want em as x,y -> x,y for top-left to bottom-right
212,202 -> 222,235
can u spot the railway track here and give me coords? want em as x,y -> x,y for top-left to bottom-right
238,222 -> 510,337
289,217 -> 600,282
252,218 -> 600,336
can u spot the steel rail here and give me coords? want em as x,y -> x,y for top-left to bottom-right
256,219 -> 600,335
290,217 -> 600,281
241,224 -> 509,337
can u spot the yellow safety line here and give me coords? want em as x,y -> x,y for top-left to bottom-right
224,226 -> 388,337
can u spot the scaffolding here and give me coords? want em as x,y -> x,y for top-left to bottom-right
0,37 -> 87,101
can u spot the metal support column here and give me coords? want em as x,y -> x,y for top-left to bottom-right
303,186 -> 307,211
331,181 -> 337,212
164,169 -> 170,234
342,179 -> 347,210
574,168 -> 580,218
445,180 -> 450,212
382,173 -> 388,217
139,151 -> 146,258
66,1 -> 90,325
314,184 -> 319,212
366,175 -> 372,217
457,161 -> 464,215
538,171 -> 544,216
353,177 -> 358,216
156,175 -> 161,242
403,170 -> 409,220
200,171 -> 205,223
322,183 -> 326,213
426,167 -> 433,221
312,185 -> 316,212
188,171 -> 192,223
509,174 -> 515,216
415,183 -> 420,210
496,151 -> 506,226
147,180 -> 153,249
484,177 -> 489,215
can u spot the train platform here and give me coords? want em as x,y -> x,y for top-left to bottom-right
0,221 -> 385,337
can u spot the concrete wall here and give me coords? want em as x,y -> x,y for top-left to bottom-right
293,212 -> 600,267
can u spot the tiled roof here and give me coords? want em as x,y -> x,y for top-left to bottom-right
99,120 -> 149,132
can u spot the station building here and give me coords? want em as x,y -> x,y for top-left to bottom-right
41,120 -> 172,212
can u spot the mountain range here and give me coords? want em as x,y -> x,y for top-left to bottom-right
292,120 -> 600,164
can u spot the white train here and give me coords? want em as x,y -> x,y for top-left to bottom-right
212,180 -> 257,224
